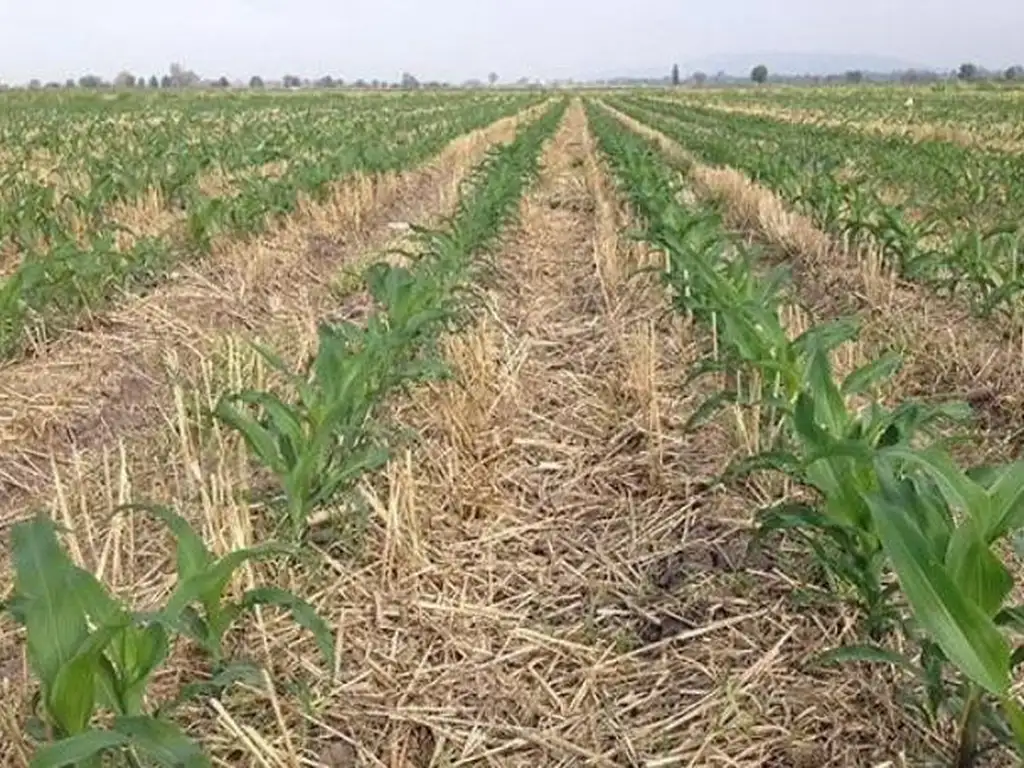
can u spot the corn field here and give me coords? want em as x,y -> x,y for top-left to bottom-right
2,84 -> 1024,766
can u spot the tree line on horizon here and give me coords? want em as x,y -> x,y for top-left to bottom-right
6,60 -> 1024,92
0,63 -> 531,91
664,60 -> 1024,87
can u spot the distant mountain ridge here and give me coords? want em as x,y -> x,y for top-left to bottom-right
595,52 -> 940,81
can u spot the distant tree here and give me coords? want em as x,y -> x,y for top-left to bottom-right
148,75 -> 159,89
845,70 -> 864,84
1005,65 -> 1024,81
693,71 -> 707,86
751,64 -> 768,84
316,75 -> 335,88
249,75 -> 265,88
488,72 -> 499,86
213,76 -> 230,88
65,78 -> 76,88
671,63 -> 680,86
282,74 -> 302,88
45,81 -> 61,89
353,78 -> 367,88
79,74 -> 104,88
169,62 -> 200,87
137,77 -> 146,89
958,62 -> 979,81
401,71 -> 420,89
114,71 -> 137,88
160,74 -> 173,88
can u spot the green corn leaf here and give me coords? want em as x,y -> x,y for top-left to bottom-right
112,716 -> 210,767
865,485 -> 1010,694
816,643 -> 922,677
115,623 -> 171,716
792,392 -> 830,452
805,349 -> 848,437
983,461 -> 1024,537
46,615 -> 129,734
683,391 -> 737,433
241,587 -> 336,670
722,450 -> 802,483
895,472 -> 955,560
235,391 -> 306,461
65,565 -> 126,629
47,652 -> 98,736
249,339 -> 300,381
162,661 -> 265,713
10,516 -> 90,689
1001,697 -> 1024,755
757,501 -> 850,536
944,524 -> 1013,617
879,445 -> 988,520
213,398 -> 287,475
308,445 -> 390,509
29,729 -> 130,768
127,505 -> 211,582
791,316 -> 859,358
162,542 -> 288,621
841,351 -> 903,397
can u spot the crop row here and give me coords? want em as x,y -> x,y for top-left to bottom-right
0,92 -> 544,359
607,95 -> 1024,322
2,98 -> 568,767
587,98 -> 1024,766
669,86 -> 1024,141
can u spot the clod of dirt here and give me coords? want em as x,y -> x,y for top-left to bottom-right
638,614 -> 688,645
318,740 -> 358,767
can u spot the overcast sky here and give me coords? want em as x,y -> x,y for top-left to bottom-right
0,0 -> 1020,84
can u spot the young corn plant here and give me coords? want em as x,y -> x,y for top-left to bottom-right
3,515 -> 207,767
3,509 -> 335,766
215,322 -> 399,540
846,449 -> 1024,765
745,344 -> 969,640
138,505 -> 335,672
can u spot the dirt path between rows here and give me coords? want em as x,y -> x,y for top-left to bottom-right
0,107 -> 540,524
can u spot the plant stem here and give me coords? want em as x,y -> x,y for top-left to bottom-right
956,685 -> 982,768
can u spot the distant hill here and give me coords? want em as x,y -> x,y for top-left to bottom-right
595,52 -> 939,82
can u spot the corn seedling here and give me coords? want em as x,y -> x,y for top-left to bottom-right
2,506 -> 335,766
214,323 -> 398,540
3,515 -> 207,767
840,450 -> 1024,764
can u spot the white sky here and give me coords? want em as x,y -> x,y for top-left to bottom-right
0,0 -> 1020,84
